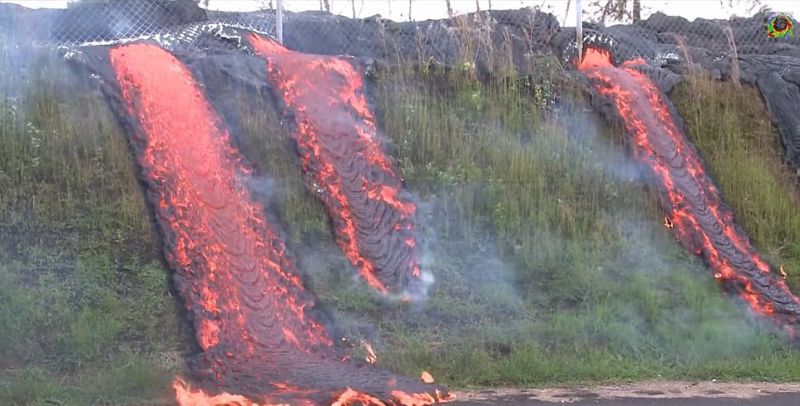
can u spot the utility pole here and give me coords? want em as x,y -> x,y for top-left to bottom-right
576,0 -> 583,65
277,0 -> 283,44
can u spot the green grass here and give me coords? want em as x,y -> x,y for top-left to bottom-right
2,42 -> 800,405
299,63 -> 800,388
0,51 -> 187,405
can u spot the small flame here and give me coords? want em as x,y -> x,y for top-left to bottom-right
781,265 -> 788,279
663,216 -> 674,229
331,388 -> 386,406
173,377 -> 285,406
361,340 -> 378,364
391,390 -> 455,405
421,371 -> 435,383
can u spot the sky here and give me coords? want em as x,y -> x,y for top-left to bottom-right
2,0 -> 799,25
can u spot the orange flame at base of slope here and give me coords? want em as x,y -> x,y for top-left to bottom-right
578,47 -> 800,331
173,379 -> 455,406
173,378 -> 290,406
331,388 -> 387,406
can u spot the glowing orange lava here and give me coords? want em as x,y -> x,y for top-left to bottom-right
110,41 -> 331,360
248,34 -> 423,295
331,388 -> 387,406
173,378 -> 291,406
108,41 -> 448,405
578,47 -> 800,329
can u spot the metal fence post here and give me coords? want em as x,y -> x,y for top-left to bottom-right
576,0 -> 583,65
276,0 -> 284,44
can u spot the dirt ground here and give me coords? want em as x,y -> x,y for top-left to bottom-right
450,381 -> 800,405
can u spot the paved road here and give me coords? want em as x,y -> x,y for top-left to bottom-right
448,382 -> 800,406
451,392 -> 800,405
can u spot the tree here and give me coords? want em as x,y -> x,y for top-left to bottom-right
589,0 -> 761,25
256,0 -> 273,10
720,0 -> 763,14
588,0 -> 642,24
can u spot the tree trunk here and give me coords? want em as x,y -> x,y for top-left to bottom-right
632,0 -> 641,22
408,0 -> 413,21
445,0 -> 453,18
322,0 -> 331,12
351,0 -> 356,17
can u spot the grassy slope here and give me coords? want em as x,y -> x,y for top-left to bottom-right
2,50 -> 800,405
352,64 -> 800,386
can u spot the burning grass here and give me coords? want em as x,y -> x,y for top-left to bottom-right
3,41 -> 800,405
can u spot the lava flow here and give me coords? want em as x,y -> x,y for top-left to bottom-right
247,34 -> 423,296
578,47 -> 800,330
108,42 -> 448,405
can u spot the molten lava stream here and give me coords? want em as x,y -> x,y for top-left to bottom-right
247,34 -> 423,297
109,42 -> 447,405
578,47 -> 800,331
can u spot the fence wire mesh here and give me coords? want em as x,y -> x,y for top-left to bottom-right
41,0 -> 799,66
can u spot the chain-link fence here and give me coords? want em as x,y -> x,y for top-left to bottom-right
46,0 -> 275,46
595,8 -> 799,62
28,0 -> 800,67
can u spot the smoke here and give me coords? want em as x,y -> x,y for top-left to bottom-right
413,194 -> 526,315
546,81 -> 784,354
555,98 -> 648,183
243,174 -> 281,207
